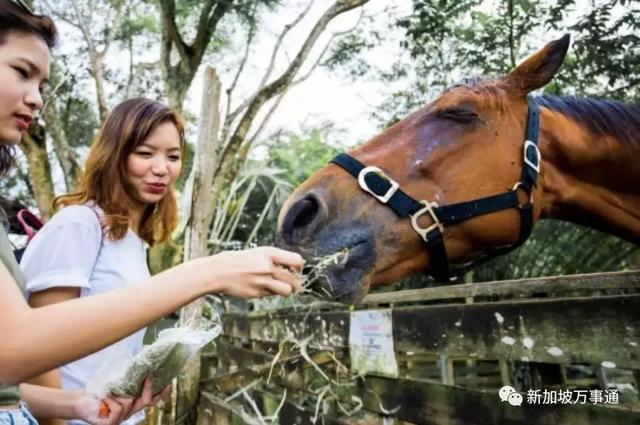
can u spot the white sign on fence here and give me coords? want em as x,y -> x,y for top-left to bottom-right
349,309 -> 398,378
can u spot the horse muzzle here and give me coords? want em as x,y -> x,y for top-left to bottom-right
277,194 -> 376,303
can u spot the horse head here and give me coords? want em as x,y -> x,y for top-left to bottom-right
277,36 -> 572,303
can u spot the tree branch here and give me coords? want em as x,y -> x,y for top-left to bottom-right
69,0 -> 95,52
239,15 -> 362,161
193,0 -> 218,54
607,78 -> 640,97
242,92 -> 286,156
18,127 -> 55,219
42,99 -> 82,191
256,0 -> 315,93
239,11 -> 364,156
293,8 -> 364,85
227,0 -> 315,124
41,0 -> 85,34
100,0 -> 126,58
214,0 -> 369,186
193,0 -> 234,67
220,2 -> 258,144
158,0 -> 190,64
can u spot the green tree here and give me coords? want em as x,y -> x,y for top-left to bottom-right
268,125 -> 344,186
216,124 -> 345,248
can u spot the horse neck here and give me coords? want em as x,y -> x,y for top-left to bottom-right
537,105 -> 640,244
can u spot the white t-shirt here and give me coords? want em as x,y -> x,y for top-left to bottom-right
20,205 -> 149,425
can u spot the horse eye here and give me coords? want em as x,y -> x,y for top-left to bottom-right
437,108 -> 478,123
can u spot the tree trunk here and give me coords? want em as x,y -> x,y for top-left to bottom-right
42,100 -> 82,192
90,54 -> 109,122
164,70 -> 193,114
174,66 -> 222,425
18,125 -> 55,220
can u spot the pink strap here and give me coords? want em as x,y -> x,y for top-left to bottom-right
16,209 -> 43,242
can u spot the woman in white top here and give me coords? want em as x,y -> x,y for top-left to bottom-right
0,3 -> 302,425
21,97 -> 189,425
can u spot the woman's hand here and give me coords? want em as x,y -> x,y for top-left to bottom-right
75,378 -> 170,425
192,247 -> 305,299
112,377 -> 170,420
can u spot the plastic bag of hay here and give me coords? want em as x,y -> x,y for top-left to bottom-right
87,324 -> 221,398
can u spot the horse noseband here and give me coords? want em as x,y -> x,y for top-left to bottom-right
330,98 -> 541,282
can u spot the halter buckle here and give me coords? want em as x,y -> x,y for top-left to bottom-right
524,140 -> 541,173
357,166 -> 399,204
410,200 -> 443,242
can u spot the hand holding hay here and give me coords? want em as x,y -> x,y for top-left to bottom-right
204,247 -> 304,298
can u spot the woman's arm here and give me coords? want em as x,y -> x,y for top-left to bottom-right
27,287 -> 81,425
0,247 -> 303,383
19,384 -> 84,420
24,372 -> 65,425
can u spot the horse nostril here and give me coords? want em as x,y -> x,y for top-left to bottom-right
292,197 -> 318,229
282,194 -> 322,242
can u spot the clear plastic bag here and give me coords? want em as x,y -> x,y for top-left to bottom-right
87,324 -> 221,398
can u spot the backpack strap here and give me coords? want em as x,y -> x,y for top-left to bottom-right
16,209 -> 43,242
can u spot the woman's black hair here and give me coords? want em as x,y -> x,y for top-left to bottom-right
0,0 -> 58,175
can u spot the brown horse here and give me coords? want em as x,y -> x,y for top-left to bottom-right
277,35 -> 640,303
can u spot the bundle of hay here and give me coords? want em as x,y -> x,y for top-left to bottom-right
88,324 -> 221,397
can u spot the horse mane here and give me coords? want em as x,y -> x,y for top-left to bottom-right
533,95 -> 640,145
449,78 -> 640,144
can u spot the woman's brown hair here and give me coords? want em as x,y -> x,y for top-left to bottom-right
53,98 -> 186,245
0,0 -> 58,176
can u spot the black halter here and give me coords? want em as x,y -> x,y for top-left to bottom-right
330,98 -> 541,282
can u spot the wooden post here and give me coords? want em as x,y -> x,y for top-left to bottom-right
169,66 -> 222,425
439,353 -> 455,385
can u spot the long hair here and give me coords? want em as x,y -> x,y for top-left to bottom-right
0,0 -> 58,176
53,98 -> 186,245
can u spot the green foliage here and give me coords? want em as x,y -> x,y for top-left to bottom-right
221,125 -> 345,247
62,97 -> 99,148
268,126 -> 343,186
561,1 -> 640,101
474,221 -> 639,282
47,60 -> 99,148
323,28 -> 381,78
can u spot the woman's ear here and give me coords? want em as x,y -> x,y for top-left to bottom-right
505,34 -> 570,96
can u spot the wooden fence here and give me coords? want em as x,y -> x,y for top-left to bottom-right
196,270 -> 640,424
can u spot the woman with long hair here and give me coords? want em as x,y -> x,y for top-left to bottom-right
0,1 -> 303,424
21,97 -> 190,425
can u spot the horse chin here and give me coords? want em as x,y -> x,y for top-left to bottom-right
370,251 -> 429,286
312,268 -> 373,304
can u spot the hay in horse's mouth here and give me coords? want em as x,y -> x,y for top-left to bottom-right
298,248 -> 351,297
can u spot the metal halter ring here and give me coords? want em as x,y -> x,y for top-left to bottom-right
512,182 -> 534,205
357,166 -> 399,204
410,200 -> 443,242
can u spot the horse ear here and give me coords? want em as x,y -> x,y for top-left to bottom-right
506,34 -> 570,96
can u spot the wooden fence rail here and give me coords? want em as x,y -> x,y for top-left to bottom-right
197,270 -> 640,424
